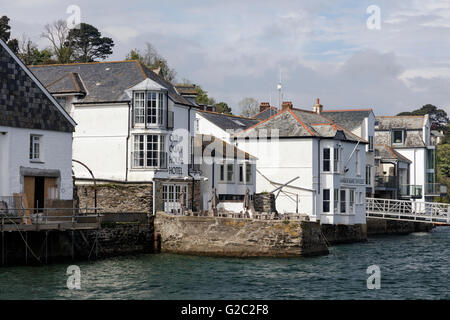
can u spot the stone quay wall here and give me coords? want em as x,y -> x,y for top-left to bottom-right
367,218 -> 433,235
320,224 -> 368,244
154,212 -> 329,257
0,214 -> 155,266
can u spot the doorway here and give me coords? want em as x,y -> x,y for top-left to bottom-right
23,176 -> 58,212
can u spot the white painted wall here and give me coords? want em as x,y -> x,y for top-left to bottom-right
396,148 -> 426,202
0,125 -> 73,200
195,112 -> 231,141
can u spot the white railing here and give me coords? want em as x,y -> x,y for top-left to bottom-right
366,197 -> 450,224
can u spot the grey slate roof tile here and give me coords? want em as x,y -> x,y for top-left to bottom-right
199,110 -> 259,133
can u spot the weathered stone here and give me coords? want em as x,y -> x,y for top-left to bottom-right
320,224 -> 367,244
154,212 -> 329,257
367,218 -> 433,235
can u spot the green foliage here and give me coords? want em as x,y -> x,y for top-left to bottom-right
66,23 -> 114,62
436,144 -> 450,203
215,102 -> 233,115
125,43 -> 176,82
397,104 -> 449,130
19,39 -> 54,65
0,15 -> 19,53
194,85 -> 215,105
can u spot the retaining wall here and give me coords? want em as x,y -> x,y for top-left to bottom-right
154,212 -> 329,257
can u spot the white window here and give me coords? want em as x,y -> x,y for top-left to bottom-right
333,147 -> 340,173
132,134 -> 166,168
355,150 -> 361,176
29,135 -> 41,161
134,91 -> 165,126
340,189 -> 346,213
368,136 -> 374,151
323,189 -> 330,213
366,165 -> 371,185
163,184 -> 188,213
323,148 -> 331,172
245,163 -> 253,184
134,91 -> 145,124
392,130 -> 404,145
349,189 -> 355,213
238,163 -> 253,184
334,189 -> 339,213
219,163 -> 234,183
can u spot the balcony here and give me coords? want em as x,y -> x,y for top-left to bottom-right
399,185 -> 423,199
425,183 -> 448,196
375,176 -> 397,189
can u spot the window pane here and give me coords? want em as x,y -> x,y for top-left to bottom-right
220,165 -> 224,181
239,165 -> 243,182
323,189 -> 330,213
134,92 -> 145,124
340,190 -> 346,213
393,130 -> 403,144
245,164 -> 252,183
227,164 -> 234,182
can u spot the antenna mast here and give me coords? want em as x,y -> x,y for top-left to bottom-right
277,69 -> 282,111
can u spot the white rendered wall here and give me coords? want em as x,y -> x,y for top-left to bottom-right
0,125 -> 73,200
196,113 -> 230,141
73,103 -> 129,181
396,148 -> 426,202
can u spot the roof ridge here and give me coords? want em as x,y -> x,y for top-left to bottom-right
322,108 -> 373,112
234,108 -> 288,137
199,109 -> 257,120
28,60 -> 139,68
287,109 -> 316,136
376,115 -> 425,118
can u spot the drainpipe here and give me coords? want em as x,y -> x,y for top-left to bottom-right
152,180 -> 156,216
125,101 -> 131,182
187,106 -> 195,211
317,138 -> 321,218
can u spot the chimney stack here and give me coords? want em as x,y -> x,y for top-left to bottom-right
313,98 -> 323,114
281,101 -> 293,110
260,102 -> 270,113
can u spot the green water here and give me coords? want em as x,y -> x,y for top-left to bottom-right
1,227 -> 449,300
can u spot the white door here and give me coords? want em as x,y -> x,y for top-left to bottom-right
163,184 -> 188,214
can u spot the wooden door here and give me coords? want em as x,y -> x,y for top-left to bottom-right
23,176 -> 35,210
44,177 -> 58,200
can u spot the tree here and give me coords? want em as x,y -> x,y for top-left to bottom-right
436,144 -> 450,203
18,36 -> 54,65
0,15 -> 19,53
125,43 -> 176,82
397,104 -> 449,130
215,102 -> 232,115
239,97 -> 259,117
42,20 -> 73,63
66,23 -> 114,62
195,85 -> 215,105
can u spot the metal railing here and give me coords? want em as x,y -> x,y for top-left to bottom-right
375,176 -> 397,189
366,197 -> 450,224
399,184 -> 423,198
425,183 -> 447,196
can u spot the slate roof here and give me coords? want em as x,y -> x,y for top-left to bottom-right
195,134 -> 257,160
198,110 -> 259,133
375,115 -> 427,130
235,107 -> 367,143
29,61 -> 194,106
253,107 -> 279,120
321,109 -> 373,130
375,144 -> 411,163
46,72 -> 86,95
0,39 -> 75,132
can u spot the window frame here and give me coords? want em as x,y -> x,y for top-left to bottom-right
29,134 -> 42,162
132,134 -> 166,169
133,90 -> 166,127
340,189 -> 346,213
333,147 -> 340,173
392,129 -> 404,145
323,148 -> 331,172
323,189 -> 330,213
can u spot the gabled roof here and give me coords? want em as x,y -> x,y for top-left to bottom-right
198,110 -> 259,133
321,108 -> 373,131
29,60 -> 194,106
235,107 -> 367,143
0,39 -> 76,132
375,144 -> 412,163
375,115 -> 427,130
253,106 -> 279,120
195,134 -> 257,160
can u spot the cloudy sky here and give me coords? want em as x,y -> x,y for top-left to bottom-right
3,0 -> 450,115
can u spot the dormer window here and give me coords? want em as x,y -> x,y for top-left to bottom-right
392,130 -> 404,145
133,90 -> 166,127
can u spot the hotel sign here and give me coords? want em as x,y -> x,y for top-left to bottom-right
340,177 -> 366,185
168,133 -> 184,176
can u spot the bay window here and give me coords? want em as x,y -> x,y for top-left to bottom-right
133,90 -> 165,126
133,134 -> 166,168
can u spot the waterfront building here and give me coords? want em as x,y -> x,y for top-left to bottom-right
0,39 -> 76,208
195,134 -> 257,213
30,60 -> 201,214
234,100 -> 368,225
195,109 -> 258,142
374,115 -> 447,202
